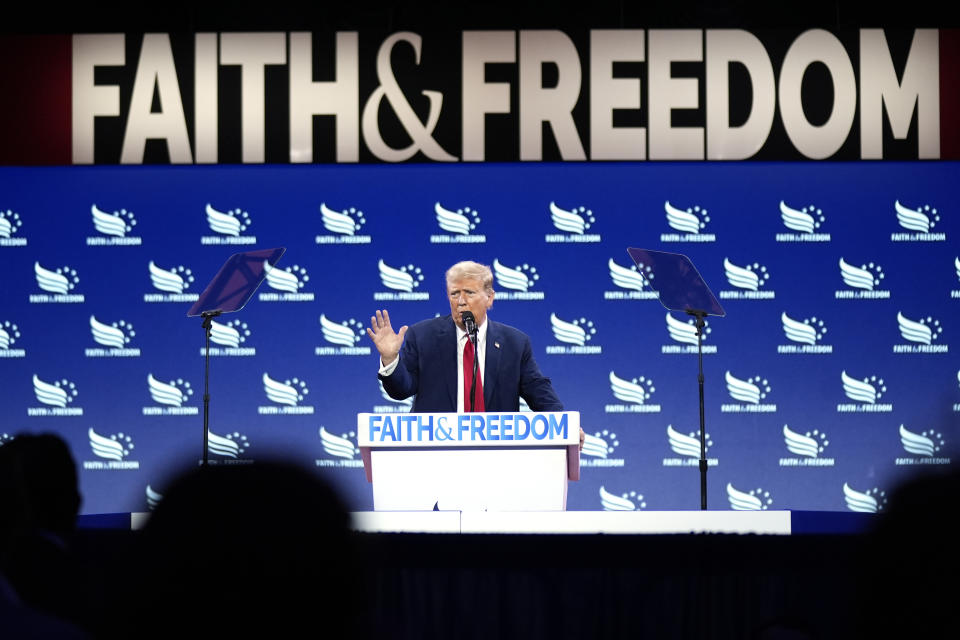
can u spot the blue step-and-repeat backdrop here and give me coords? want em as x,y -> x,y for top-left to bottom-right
1,162 -> 957,515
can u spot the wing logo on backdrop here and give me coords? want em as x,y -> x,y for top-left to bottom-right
777,312 -> 832,354
259,261 -> 315,302
545,202 -> 601,243
28,375 -> 82,417
492,259 -> 544,300
663,312 -> 717,354
29,262 -> 84,303
891,200 -> 945,242
779,425 -> 834,467
605,371 -> 661,414
546,313 -> 601,355
776,201 -> 830,242
719,258 -> 775,299
144,261 -> 198,303
955,369 -> 960,413
581,430 -> 624,468
0,209 -> 26,246
894,312 -> 947,354
843,483 -> 887,513
83,428 -> 139,470
837,371 -> 892,413
145,485 -> 163,510
374,260 -> 428,301
836,258 -> 890,299
259,373 -> 314,415
315,203 -> 371,244
604,258 -> 658,300
951,257 -> 960,299
431,202 -> 485,244
201,203 -> 256,245
143,374 -> 198,416
660,201 -> 715,243
0,321 -> 25,358
599,486 -> 646,511
87,204 -> 141,246
896,424 -> 950,466
86,315 -> 140,357
315,314 -> 371,356
315,427 -> 364,468
206,429 -> 252,464
374,379 -> 415,413
202,319 -> 256,357
721,371 -> 776,413
726,483 -> 773,510
663,425 -> 717,467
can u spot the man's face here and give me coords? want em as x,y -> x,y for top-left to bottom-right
447,277 -> 494,330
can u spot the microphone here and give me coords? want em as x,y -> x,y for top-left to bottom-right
461,310 -> 478,338
460,310 -> 480,412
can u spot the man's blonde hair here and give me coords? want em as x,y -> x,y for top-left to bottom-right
445,261 -> 494,293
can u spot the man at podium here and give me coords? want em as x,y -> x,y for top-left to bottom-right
369,260 -> 572,426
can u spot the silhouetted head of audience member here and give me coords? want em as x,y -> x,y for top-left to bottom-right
0,432 -> 89,637
856,467 -> 960,639
124,459 -> 362,638
0,432 -> 81,549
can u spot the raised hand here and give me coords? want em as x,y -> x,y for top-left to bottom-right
367,309 -> 408,365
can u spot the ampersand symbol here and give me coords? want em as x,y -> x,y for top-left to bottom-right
435,419 -> 454,441
362,32 -> 457,162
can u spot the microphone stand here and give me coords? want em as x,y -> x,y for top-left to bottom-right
200,309 -> 222,466
686,309 -> 708,509
461,311 -> 480,411
469,329 -> 479,411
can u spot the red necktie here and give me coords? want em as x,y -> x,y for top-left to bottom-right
463,338 -> 484,412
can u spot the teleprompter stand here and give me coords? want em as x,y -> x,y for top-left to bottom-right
626,248 -> 725,509
187,247 -> 285,465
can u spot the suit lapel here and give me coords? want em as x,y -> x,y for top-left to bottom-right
438,318 -> 458,410
483,321 -> 501,408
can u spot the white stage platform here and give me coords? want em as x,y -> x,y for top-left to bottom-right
348,510 -> 793,534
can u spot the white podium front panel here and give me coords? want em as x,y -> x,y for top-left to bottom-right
370,447 -> 568,511
357,412 -> 579,450
358,412 -> 580,512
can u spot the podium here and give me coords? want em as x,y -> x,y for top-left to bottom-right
357,411 -> 580,511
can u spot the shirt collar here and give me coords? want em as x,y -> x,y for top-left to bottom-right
456,316 -> 488,345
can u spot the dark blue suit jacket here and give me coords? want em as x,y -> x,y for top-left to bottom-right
379,315 -> 562,413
